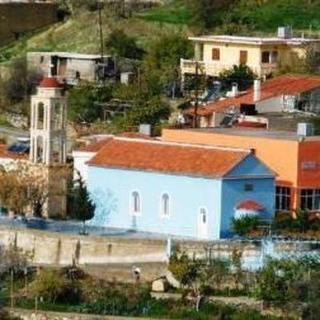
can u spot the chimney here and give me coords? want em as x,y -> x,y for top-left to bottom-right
253,79 -> 261,103
297,123 -> 314,138
139,124 -> 152,136
231,83 -> 239,97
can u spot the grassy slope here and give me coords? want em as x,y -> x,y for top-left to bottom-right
0,7 -> 188,65
232,0 -> 320,32
2,0 -> 320,65
136,0 -> 191,25
139,0 -> 320,33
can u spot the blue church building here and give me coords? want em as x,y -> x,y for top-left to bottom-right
86,137 -> 275,240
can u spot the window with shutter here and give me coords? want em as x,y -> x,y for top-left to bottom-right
212,48 -> 220,61
240,50 -> 248,65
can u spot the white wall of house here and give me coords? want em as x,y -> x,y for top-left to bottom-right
256,96 -> 283,113
66,59 -> 96,81
72,150 -> 95,183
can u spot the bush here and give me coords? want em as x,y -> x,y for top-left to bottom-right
231,215 -> 260,237
219,64 -> 256,91
29,267 -> 83,304
67,84 -> 112,123
254,257 -> 320,305
3,58 -> 42,110
105,29 -> 144,60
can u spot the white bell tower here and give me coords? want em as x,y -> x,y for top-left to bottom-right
30,77 -> 67,165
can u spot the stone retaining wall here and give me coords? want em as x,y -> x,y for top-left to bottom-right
0,226 -> 319,271
8,308 -> 167,320
0,227 -> 168,266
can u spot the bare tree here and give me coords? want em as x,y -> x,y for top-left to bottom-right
0,162 -> 71,217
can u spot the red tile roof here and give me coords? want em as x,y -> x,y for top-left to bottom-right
79,138 -> 113,152
118,132 -> 155,140
190,75 -> 320,116
79,133 -> 155,152
39,77 -> 61,88
233,121 -> 267,129
236,200 -> 264,211
88,138 -> 250,178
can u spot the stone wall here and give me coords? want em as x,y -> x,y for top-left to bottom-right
0,227 -> 168,266
0,3 -> 58,46
8,308 -> 165,320
0,226 -> 319,273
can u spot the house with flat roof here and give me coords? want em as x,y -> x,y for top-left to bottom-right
186,75 -> 320,128
162,125 -> 320,215
83,136 -> 275,240
181,27 -> 320,80
27,52 -> 115,84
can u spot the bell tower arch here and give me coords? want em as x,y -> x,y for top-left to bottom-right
30,77 -> 67,165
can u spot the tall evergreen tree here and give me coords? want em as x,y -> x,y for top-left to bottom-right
70,173 -> 96,234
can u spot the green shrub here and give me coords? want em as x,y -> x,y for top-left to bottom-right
29,267 -> 83,304
231,215 -> 260,237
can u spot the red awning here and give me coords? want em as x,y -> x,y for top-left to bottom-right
236,200 -> 264,211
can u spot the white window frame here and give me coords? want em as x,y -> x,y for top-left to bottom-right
300,189 -> 320,211
276,186 -> 291,212
130,190 -> 142,216
160,193 -> 170,218
198,207 -> 209,239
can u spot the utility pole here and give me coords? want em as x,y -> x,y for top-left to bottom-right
98,0 -> 104,61
193,61 -> 199,128
10,268 -> 14,309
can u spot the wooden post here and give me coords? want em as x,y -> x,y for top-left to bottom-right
10,269 -> 14,309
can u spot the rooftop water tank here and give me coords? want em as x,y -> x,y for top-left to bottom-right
278,26 -> 292,39
297,123 -> 314,137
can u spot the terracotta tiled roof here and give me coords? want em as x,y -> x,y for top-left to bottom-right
236,200 -> 264,211
79,133 -> 154,152
0,144 -> 28,160
233,121 -> 267,129
190,75 -> 320,116
79,138 -> 113,152
39,77 -> 61,88
88,138 -> 250,178
118,132 -> 155,140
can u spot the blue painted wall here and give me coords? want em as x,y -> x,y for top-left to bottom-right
221,155 -> 275,238
226,154 -> 275,177
87,167 -> 222,239
87,154 -> 275,240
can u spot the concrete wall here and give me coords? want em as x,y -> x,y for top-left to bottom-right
0,227 -> 168,265
0,226 -> 319,273
201,42 -> 262,76
0,3 -> 58,46
256,96 -> 283,113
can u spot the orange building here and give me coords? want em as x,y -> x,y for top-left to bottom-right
162,127 -> 320,213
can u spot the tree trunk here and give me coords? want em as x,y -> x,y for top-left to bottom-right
196,293 -> 202,311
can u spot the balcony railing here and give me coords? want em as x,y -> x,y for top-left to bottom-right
181,59 -> 280,77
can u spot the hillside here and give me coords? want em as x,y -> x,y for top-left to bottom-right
1,0 -> 320,65
0,4 -> 188,65
139,0 -> 320,32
